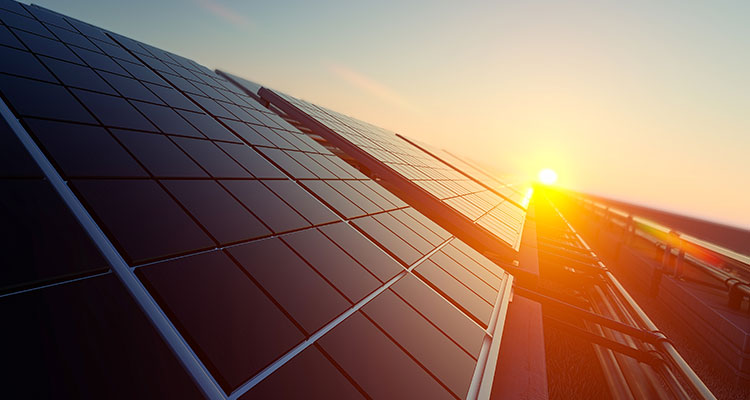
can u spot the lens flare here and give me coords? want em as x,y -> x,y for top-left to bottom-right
538,168 -> 558,185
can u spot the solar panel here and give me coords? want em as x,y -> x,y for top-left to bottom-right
0,2 -> 514,398
0,71 -> 204,400
242,85 -> 529,254
396,137 -> 531,243
399,138 -> 530,207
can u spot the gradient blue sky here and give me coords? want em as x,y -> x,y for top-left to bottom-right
34,0 -> 750,227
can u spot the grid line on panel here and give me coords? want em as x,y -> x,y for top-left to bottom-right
0,179 -> 109,298
419,259 -> 494,309
226,235 -> 453,399
411,269 -> 489,328
309,342 -> 371,399
225,236 -> 374,334
356,310 -> 462,399
0,270 -> 111,299
0,96 -> 226,400
387,273 -> 489,356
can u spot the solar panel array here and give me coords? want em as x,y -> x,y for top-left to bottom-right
251,90 -> 528,249
0,1 -> 514,399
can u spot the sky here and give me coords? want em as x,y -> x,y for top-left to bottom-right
34,0 -> 750,228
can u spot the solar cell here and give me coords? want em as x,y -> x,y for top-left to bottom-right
115,130 -> 208,177
352,215 -> 423,265
27,119 -> 147,177
71,179 -> 215,263
263,179 -> 339,224
0,2 -> 515,398
163,179 -> 271,244
318,312 -> 455,400
362,289 -> 477,398
282,228 -> 382,303
238,345 -> 365,399
138,250 -> 305,391
391,273 -> 486,357
0,178 -> 107,293
0,273 -> 204,399
0,147 -> 87,324
414,259 -> 494,325
172,137 -> 252,178
222,179 -> 310,233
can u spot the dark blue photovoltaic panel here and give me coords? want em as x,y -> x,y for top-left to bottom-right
72,179 -> 215,263
318,312 -> 454,400
137,250 -> 305,391
414,259 -> 494,325
0,273 -> 204,399
27,119 -> 147,177
0,180 -> 108,290
0,74 -> 95,122
391,273 -> 486,357
115,130 -> 208,178
363,289 -> 477,398
0,2 -> 514,398
239,346 -> 365,400
0,117 -> 107,294
162,179 -> 271,244
352,215 -> 423,265
222,179 -> 310,233
318,222 -> 404,282
282,228 -> 381,303
229,238 -> 350,334
263,179 -> 338,225
301,180 -> 368,219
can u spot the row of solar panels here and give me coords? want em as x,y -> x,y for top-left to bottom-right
249,88 -> 529,250
0,1 -> 526,399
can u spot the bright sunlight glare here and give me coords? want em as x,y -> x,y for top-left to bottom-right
538,168 -> 558,185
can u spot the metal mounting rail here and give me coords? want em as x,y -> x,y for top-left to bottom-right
534,197 -> 665,399
543,194 -> 717,400
577,196 -> 750,311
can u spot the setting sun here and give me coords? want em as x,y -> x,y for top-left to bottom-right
538,168 -> 559,185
